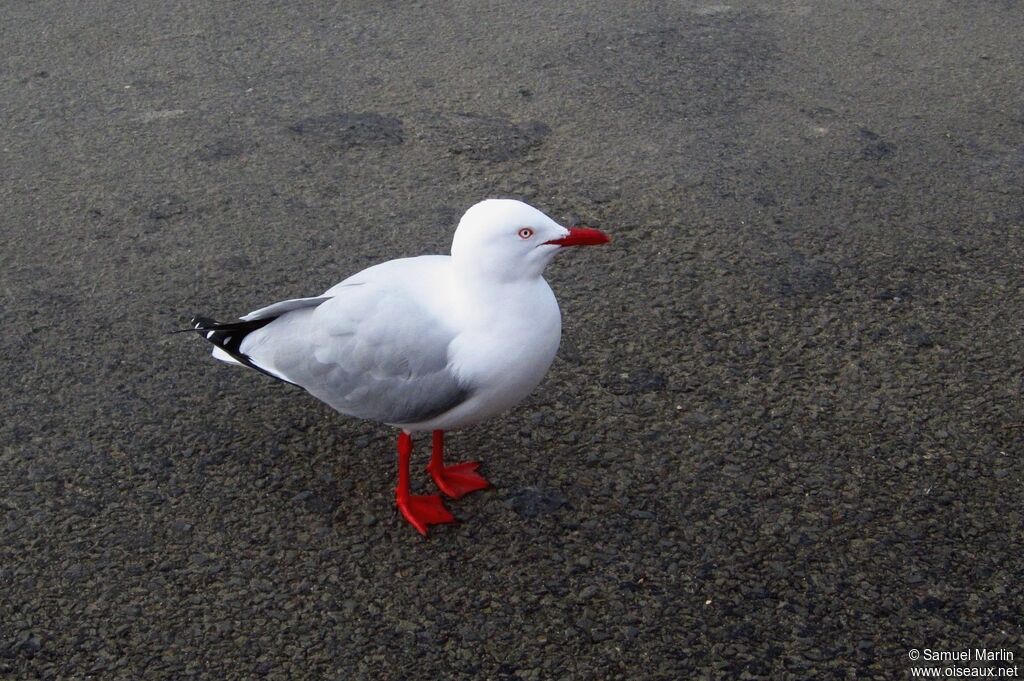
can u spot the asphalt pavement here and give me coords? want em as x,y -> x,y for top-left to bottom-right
1,1 -> 1022,679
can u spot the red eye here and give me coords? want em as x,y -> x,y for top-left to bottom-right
518,227 -> 534,240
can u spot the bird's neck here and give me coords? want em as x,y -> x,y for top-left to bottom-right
449,266 -> 554,324
450,259 -> 541,292
451,249 -> 549,283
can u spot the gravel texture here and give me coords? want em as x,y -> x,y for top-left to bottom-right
1,2 -> 1022,679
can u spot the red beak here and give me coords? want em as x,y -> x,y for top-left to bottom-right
545,226 -> 611,247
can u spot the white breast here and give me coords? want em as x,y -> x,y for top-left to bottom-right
405,276 -> 562,431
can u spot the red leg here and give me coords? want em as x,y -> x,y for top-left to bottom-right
395,431 -> 455,536
426,430 -> 491,499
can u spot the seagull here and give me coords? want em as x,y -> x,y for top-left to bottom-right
189,199 -> 610,535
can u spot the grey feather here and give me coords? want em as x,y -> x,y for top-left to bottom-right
237,272 -> 471,425
241,296 -> 333,321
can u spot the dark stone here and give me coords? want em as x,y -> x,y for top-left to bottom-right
903,325 -> 936,348
419,112 -> 550,162
774,257 -> 836,297
170,520 -> 193,535
602,368 -> 668,395
287,112 -> 404,149
504,487 -> 568,518
147,194 -> 187,221
862,140 -> 897,160
18,634 -> 41,656
64,563 -> 87,581
196,138 -> 256,161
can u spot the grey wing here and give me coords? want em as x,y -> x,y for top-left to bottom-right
242,296 -> 333,321
239,285 -> 470,425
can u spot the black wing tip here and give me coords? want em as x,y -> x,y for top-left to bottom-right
166,315 -> 218,335
186,313 -> 294,385
192,316 -> 274,350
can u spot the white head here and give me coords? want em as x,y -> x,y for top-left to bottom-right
450,199 -> 609,281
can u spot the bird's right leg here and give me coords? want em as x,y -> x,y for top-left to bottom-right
426,430 -> 491,499
395,431 -> 455,536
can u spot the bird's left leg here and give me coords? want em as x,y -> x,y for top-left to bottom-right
395,431 -> 455,536
426,430 -> 491,499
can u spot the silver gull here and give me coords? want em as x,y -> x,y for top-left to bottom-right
189,199 -> 610,535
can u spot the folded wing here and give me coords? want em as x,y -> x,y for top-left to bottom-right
237,278 -> 470,425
